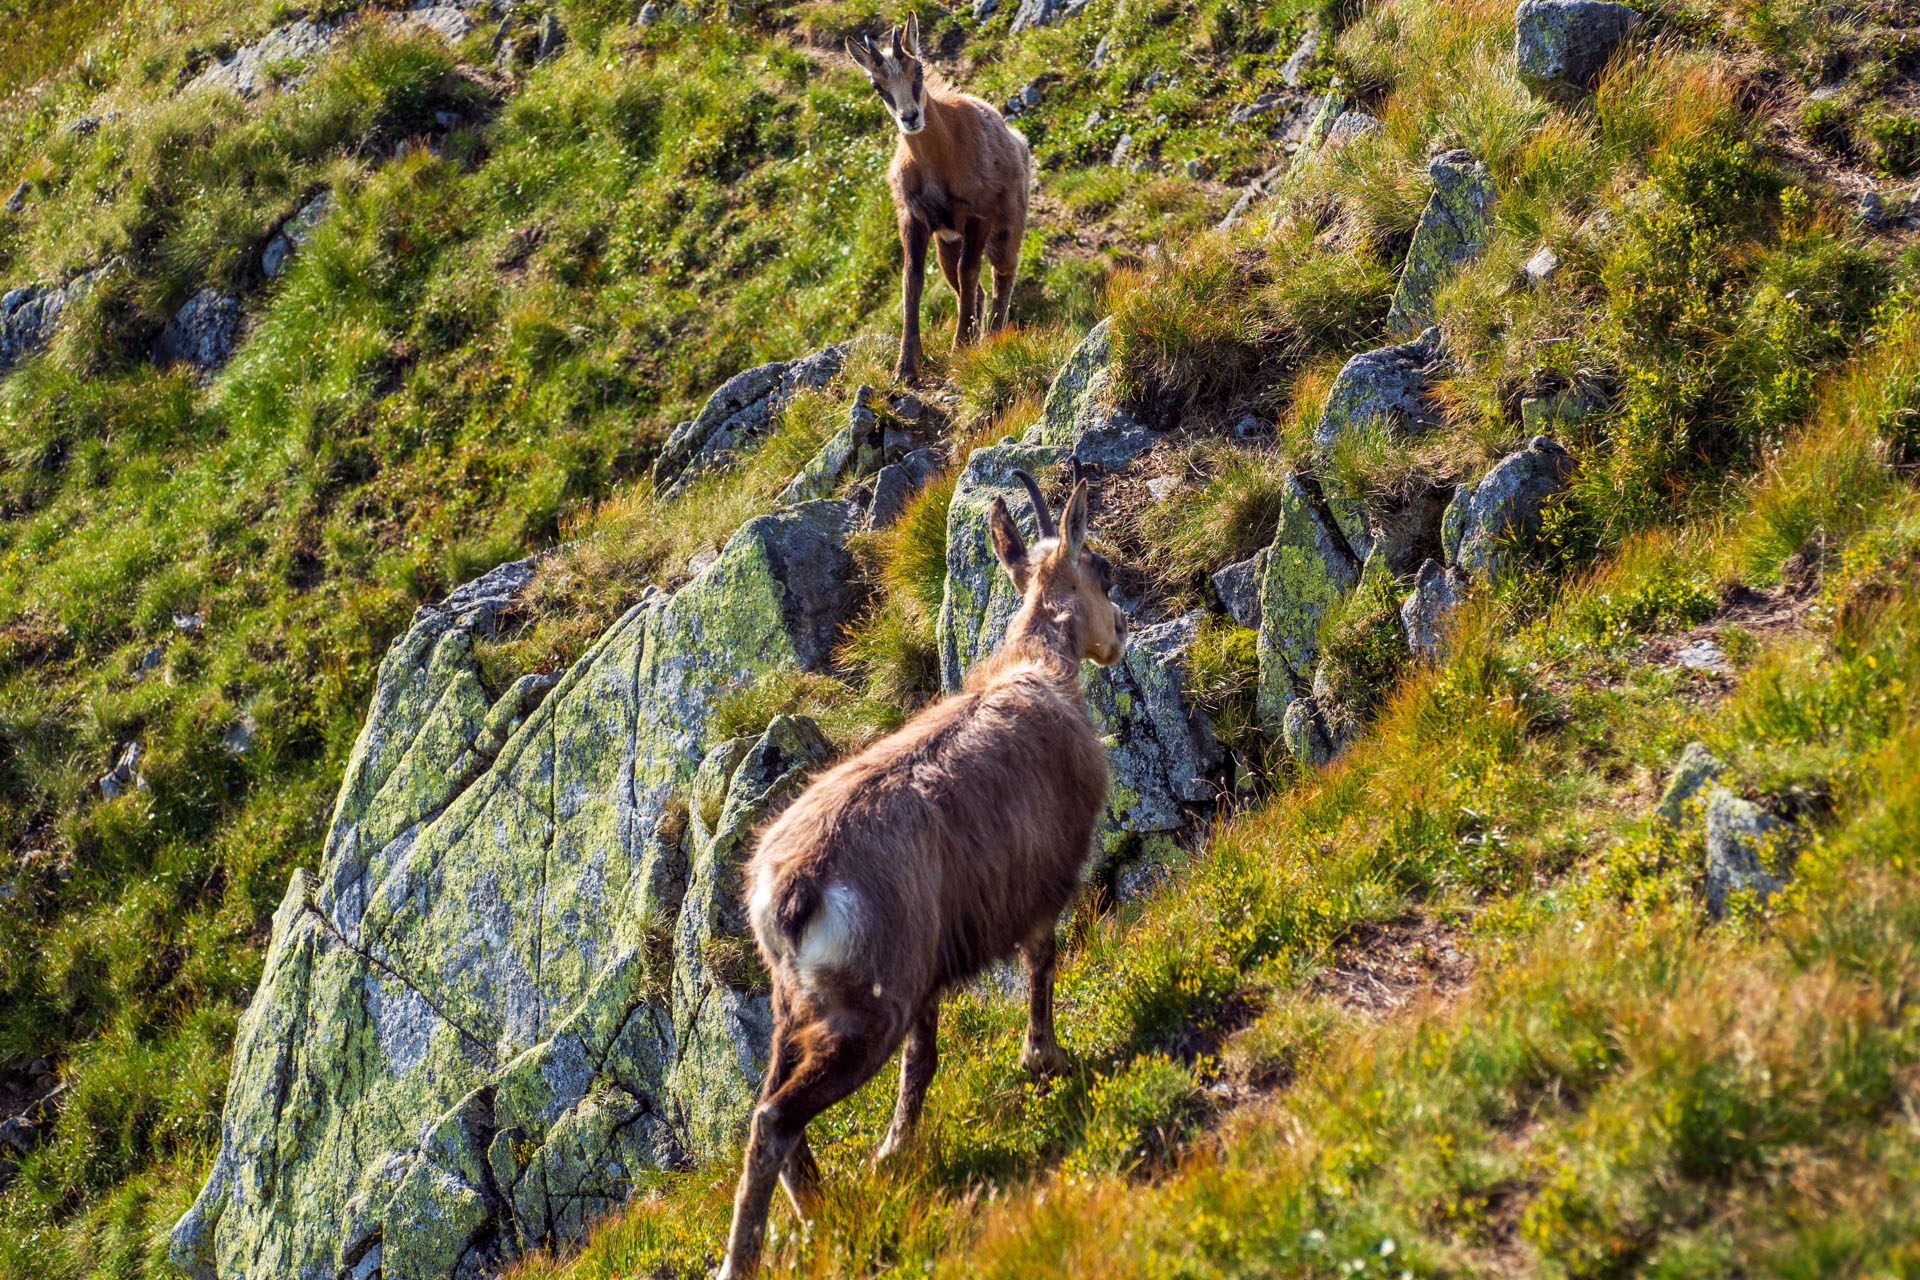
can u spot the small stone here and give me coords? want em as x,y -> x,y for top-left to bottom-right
865,448 -> 940,531
494,36 -> 520,67
223,714 -> 257,757
1451,435 -> 1577,581
1322,110 -> 1382,151
636,1 -> 659,25
1524,244 -> 1562,285
1090,32 -> 1111,68
173,611 -> 205,635
1074,404 -> 1156,471
1515,0 -> 1642,101
1673,638 -> 1731,675
99,741 -> 143,799
1282,698 -> 1334,767
1704,787 -> 1793,917
887,392 -> 923,421
1144,474 -> 1180,502
536,13 -> 565,59
401,5 -> 475,41
1231,415 -> 1268,440
434,110 -> 465,130
1111,132 -> 1134,166
1857,191 -> 1886,228
1211,548 -> 1268,630
134,644 -> 166,680
973,0 -> 998,20
1387,149 -> 1496,333
3,182 -> 28,214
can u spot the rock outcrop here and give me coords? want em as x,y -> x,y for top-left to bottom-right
155,287 -> 242,371
188,18 -> 342,98
173,502 -> 863,1280
1313,328 -> 1448,560
264,190 -> 337,279
1515,0 -> 1642,101
1254,475 -> 1360,735
1386,150 -> 1497,334
0,265 -> 110,373
1704,789 -> 1794,917
1400,558 -> 1465,664
651,344 -> 847,495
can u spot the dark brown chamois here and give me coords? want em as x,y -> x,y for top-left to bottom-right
715,474 -> 1127,1278
848,14 -> 1032,383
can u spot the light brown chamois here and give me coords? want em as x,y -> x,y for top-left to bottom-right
715,473 -> 1127,1278
848,14 -> 1032,384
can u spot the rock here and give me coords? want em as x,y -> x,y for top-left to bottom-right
174,611 -> 204,635
1232,415 -> 1268,440
889,391 -> 923,421
3,182 -> 27,214
0,265 -> 108,373
1399,558 -> 1465,664
1654,740 -> 1724,825
1857,190 -> 1886,228
1703,788 -> 1793,917
1323,110 -> 1383,151
1314,327 -> 1448,558
1033,318 -> 1123,450
222,714 -> 258,757
133,644 -> 167,680
262,189 -> 335,279
403,6 -> 477,41
1386,149 -> 1497,333
1009,0 -> 1085,34
973,0 -> 998,20
189,19 -> 339,98
865,447 -> 941,531
1450,435 -> 1576,581
1211,548 -> 1268,630
99,742 -> 143,799
1519,379 -> 1603,434
536,12 -> 565,59
1110,132 -> 1134,166
1515,0 -> 1642,100
1144,475 -> 1180,502
154,287 -> 241,371
1090,32 -> 1111,68
173,506 -> 863,1280
636,1 -> 660,25
1006,84 -> 1042,118
1255,475 -> 1360,734
1281,28 -> 1320,87
1524,244 -> 1562,285
935,444 -> 1222,866
651,343 -> 847,494
1672,638 -> 1731,675
779,387 -> 884,506
1282,698 -> 1334,768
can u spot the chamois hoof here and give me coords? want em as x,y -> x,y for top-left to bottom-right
1020,1041 -> 1071,1079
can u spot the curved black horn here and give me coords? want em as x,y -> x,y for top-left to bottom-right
890,24 -> 904,57
1009,470 -> 1056,540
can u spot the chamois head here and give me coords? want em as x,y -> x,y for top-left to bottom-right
989,469 -> 1128,667
848,15 -> 928,136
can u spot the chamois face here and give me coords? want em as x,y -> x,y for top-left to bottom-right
990,479 -> 1130,667
848,17 -> 928,136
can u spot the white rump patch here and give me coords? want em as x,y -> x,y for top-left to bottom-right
748,874 -> 782,957
935,228 -> 963,243
795,883 -> 863,975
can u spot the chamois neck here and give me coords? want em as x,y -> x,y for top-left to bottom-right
901,90 -> 956,161
995,592 -> 1085,678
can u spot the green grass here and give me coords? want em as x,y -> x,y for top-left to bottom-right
0,0 -> 1917,1274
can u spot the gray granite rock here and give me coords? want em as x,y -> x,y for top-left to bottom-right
1450,435 -> 1576,580
189,19 -> 340,98
0,265 -> 109,372
1655,740 -> 1725,826
154,287 -> 242,371
865,447 -> 942,531
1399,558 -> 1465,665
1515,0 -> 1642,100
652,344 -> 847,494
1211,548 -> 1268,630
1255,475 -> 1360,733
263,189 -> 336,279
1704,788 -> 1793,917
1387,149 -> 1497,333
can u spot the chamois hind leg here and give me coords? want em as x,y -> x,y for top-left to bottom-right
875,1000 -> 939,1164
1017,923 -> 1070,1078
934,233 -> 963,298
956,219 -> 988,347
718,1008 -> 903,1280
985,222 -> 1019,335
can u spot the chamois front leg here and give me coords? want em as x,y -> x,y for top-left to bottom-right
897,217 -> 930,384
1018,924 -> 1071,1078
955,219 -> 987,348
875,1001 -> 939,1163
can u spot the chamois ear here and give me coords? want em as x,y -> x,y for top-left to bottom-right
988,495 -> 1032,591
1059,481 -> 1090,558
847,36 -> 875,73
903,11 -> 921,57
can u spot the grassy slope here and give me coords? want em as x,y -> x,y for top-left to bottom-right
0,0 -> 1915,1277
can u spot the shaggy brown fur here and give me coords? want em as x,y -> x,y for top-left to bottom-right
715,476 -> 1127,1278
849,15 -> 1032,383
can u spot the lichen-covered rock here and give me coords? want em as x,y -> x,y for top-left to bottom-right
1315,328 -> 1447,457
1036,318 -> 1113,447
651,344 -> 847,495
1282,698 -> 1333,768
1400,558 -> 1464,665
1324,110 -> 1383,151
937,445 -> 1221,865
189,18 -> 341,98
175,506 -> 862,1280
1386,150 -> 1497,334
778,387 -> 884,505
1703,787 -> 1794,917
263,190 -> 336,279
1211,548 -> 1267,630
155,287 -> 242,371
1255,475 -> 1360,734
1515,0 -> 1642,101
1451,435 -> 1576,581
1655,740 -> 1725,826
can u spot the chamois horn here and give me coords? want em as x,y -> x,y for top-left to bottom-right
890,23 -> 903,57
1009,470 -> 1055,541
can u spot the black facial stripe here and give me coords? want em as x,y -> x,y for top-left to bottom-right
876,84 -> 894,108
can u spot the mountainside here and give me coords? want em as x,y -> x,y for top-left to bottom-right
0,0 -> 1917,1277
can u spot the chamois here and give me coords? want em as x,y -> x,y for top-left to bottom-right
715,472 -> 1127,1278
848,14 -> 1032,383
